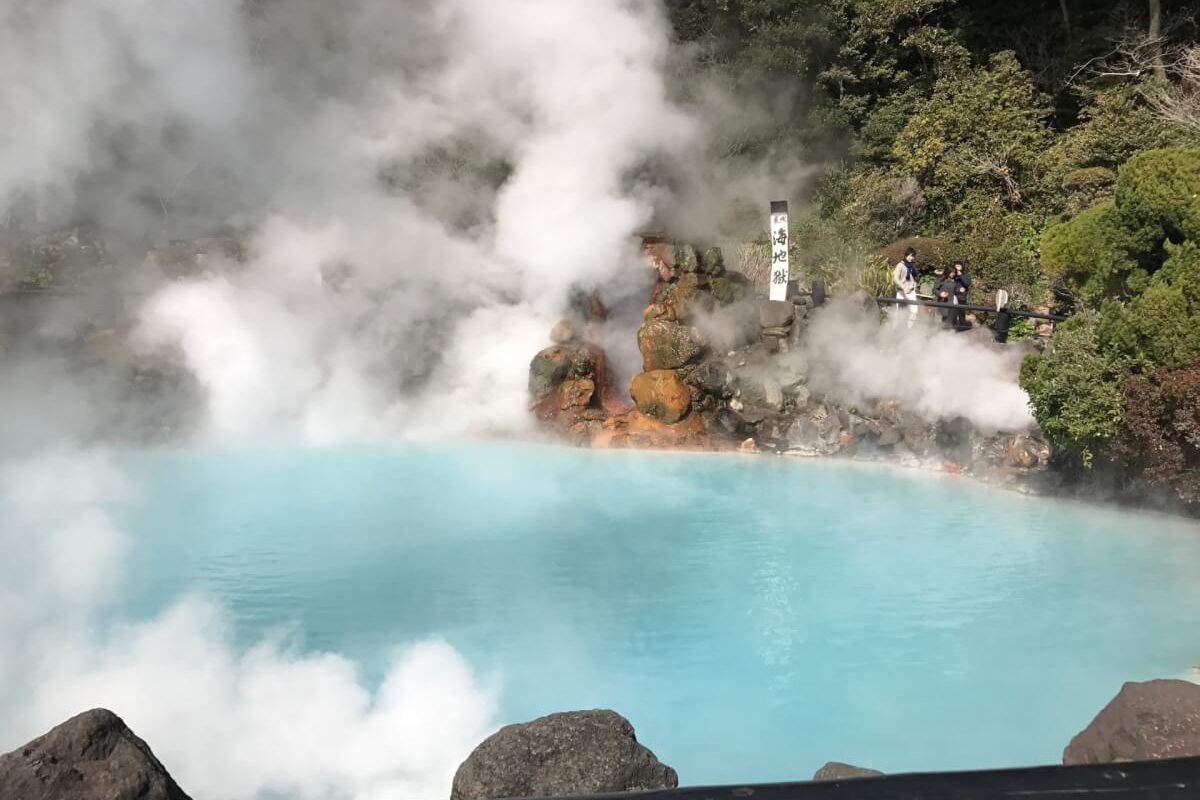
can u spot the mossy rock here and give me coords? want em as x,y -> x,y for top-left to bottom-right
710,272 -> 749,304
529,346 -> 594,402
673,244 -> 700,273
699,246 -> 725,276
652,273 -> 715,321
630,369 -> 692,424
637,320 -> 704,371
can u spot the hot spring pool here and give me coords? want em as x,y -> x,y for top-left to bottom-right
118,442 -> 1200,784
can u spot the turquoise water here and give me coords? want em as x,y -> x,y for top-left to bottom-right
120,442 -> 1200,784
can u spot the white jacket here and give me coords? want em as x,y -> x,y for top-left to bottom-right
893,260 -> 917,294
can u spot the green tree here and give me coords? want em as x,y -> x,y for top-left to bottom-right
893,52 -> 1051,219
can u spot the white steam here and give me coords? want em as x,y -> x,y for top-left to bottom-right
1,0 -> 699,443
0,449 -> 498,800
804,299 -> 1035,433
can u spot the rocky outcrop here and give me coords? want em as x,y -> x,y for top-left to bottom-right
529,343 -> 626,444
1063,680 -> 1200,765
0,708 -> 191,800
451,710 -> 678,800
526,233 -> 1050,488
812,762 -> 883,781
630,369 -> 691,424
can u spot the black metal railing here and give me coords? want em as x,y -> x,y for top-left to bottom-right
533,756 -> 1200,800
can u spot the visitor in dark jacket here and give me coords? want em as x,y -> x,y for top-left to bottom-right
934,268 -> 957,327
952,260 -> 971,329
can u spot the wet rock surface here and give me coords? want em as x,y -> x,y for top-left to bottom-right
0,708 -> 191,800
451,710 -> 678,800
1063,680 -> 1200,765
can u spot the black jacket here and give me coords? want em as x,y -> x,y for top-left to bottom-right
954,272 -> 972,300
934,277 -> 957,303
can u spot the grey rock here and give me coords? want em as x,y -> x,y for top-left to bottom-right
758,299 -> 795,329
776,356 -> 809,389
0,708 -> 191,800
1063,680 -> 1200,765
877,422 -> 902,447
763,379 -> 784,411
699,246 -> 725,275
812,762 -> 883,781
550,320 -> 579,345
452,710 -> 677,800
786,418 -> 838,455
738,378 -> 784,413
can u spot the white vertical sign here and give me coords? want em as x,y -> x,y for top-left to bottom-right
769,200 -> 789,302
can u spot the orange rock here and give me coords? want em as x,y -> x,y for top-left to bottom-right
629,370 -> 691,424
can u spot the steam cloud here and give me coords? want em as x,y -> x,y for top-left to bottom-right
803,299 -> 1035,433
1,0 -> 1037,796
0,449 -> 497,799
2,0 -> 712,794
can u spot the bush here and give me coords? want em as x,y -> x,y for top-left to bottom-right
1041,85 -> 1186,196
1019,311 -> 1125,460
1113,363 -> 1200,505
948,202 -> 1044,306
1060,166 -> 1116,213
831,168 -> 927,243
1038,200 -> 1156,303
1097,239 -> 1200,369
1114,148 -> 1200,242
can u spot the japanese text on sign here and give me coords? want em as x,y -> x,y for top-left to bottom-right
769,210 -> 789,301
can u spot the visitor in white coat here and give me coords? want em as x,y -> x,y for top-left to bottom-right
893,246 -> 919,329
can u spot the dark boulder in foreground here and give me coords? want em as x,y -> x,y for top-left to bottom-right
0,708 -> 190,800
1064,679 -> 1200,764
812,761 -> 883,781
451,710 -> 678,800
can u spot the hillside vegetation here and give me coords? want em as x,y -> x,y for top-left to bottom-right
666,0 -> 1200,504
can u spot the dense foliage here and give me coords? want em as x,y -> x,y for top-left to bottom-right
665,0 -> 1200,503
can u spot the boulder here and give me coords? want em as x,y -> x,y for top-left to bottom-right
637,321 -> 704,371
451,710 -> 678,800
530,346 -> 594,402
699,246 -> 725,275
812,762 -> 883,781
738,377 -> 784,413
630,370 -> 692,424
1006,434 -> 1042,470
675,361 -> 730,398
650,273 -> 715,321
758,299 -> 795,329
673,244 -> 701,273
1063,680 -> 1200,765
709,272 -> 749,305
549,320 -> 579,345
0,708 -> 191,800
